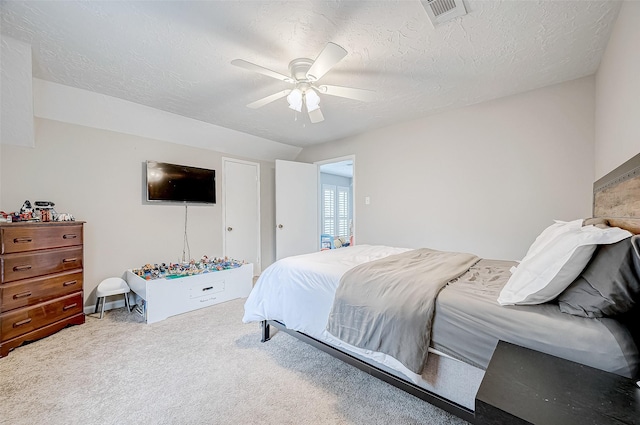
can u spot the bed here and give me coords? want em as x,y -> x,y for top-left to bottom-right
243,153 -> 640,423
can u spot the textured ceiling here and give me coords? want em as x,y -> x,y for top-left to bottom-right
0,0 -> 621,148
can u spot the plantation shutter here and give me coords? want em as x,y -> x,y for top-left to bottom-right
322,184 -> 350,239
322,184 -> 335,236
337,187 -> 349,238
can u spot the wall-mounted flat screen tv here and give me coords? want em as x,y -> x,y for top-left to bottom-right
146,161 -> 216,204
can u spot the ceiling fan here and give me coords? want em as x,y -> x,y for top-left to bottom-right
231,43 -> 376,124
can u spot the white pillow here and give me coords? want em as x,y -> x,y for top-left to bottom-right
498,225 -> 632,305
519,219 -> 584,264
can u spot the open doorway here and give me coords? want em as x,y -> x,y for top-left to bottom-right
317,156 -> 355,250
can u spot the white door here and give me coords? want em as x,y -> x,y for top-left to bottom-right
223,159 -> 260,275
275,160 -> 318,260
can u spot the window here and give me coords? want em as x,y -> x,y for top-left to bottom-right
322,183 -> 350,238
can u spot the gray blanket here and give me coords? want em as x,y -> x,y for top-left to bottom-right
326,248 -> 480,374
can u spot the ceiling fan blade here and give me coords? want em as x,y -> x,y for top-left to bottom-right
308,108 -> 325,124
318,85 -> 377,102
231,59 -> 293,83
306,42 -> 347,82
247,90 -> 291,109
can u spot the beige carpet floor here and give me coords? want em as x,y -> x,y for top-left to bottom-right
0,299 -> 468,425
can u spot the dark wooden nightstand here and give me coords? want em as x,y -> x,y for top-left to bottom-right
475,341 -> 640,425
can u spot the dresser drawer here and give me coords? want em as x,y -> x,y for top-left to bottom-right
1,247 -> 83,284
1,224 -> 83,254
0,292 -> 83,342
0,271 -> 83,313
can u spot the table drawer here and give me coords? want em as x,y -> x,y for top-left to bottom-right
0,271 -> 83,313
0,292 -> 83,342
1,247 -> 83,283
1,225 -> 83,254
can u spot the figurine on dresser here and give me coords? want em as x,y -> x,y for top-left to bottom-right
34,201 -> 57,222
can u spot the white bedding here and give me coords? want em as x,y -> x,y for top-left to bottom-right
243,245 -> 410,337
243,245 -> 484,410
243,245 -> 454,384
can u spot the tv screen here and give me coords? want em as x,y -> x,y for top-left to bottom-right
146,161 -> 216,204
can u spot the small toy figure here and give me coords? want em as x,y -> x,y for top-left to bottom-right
20,200 -> 33,214
34,201 -> 57,222
56,213 -> 75,221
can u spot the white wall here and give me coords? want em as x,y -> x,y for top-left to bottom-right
320,173 -> 352,188
1,118 -> 276,307
297,77 -> 595,261
595,1 -> 640,179
0,36 -> 34,147
32,79 -> 300,162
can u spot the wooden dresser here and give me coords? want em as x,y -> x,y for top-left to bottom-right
0,221 -> 85,357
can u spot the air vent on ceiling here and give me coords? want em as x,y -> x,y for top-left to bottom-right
421,0 -> 467,27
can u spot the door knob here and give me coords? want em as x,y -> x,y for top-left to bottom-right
227,227 -> 233,231
278,224 -> 283,229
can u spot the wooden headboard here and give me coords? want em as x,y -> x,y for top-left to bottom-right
593,152 -> 640,234
594,153 -> 640,379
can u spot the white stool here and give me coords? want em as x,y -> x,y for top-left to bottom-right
95,277 -> 131,319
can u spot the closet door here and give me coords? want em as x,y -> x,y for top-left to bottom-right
223,158 -> 260,275
275,160 -> 318,260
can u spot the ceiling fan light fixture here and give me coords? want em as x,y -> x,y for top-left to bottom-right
233,42 -> 371,122
305,89 -> 321,112
289,102 -> 302,113
287,88 -> 303,112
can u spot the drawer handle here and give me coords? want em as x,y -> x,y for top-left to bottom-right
13,318 -> 32,328
62,258 -> 78,263
202,286 -> 213,291
13,237 -> 33,244
63,280 -> 77,287
13,265 -> 32,272
13,291 -> 32,299
63,234 -> 77,239
63,303 -> 78,311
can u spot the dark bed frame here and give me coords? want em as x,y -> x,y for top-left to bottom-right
258,152 -> 640,424
260,319 -> 476,423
